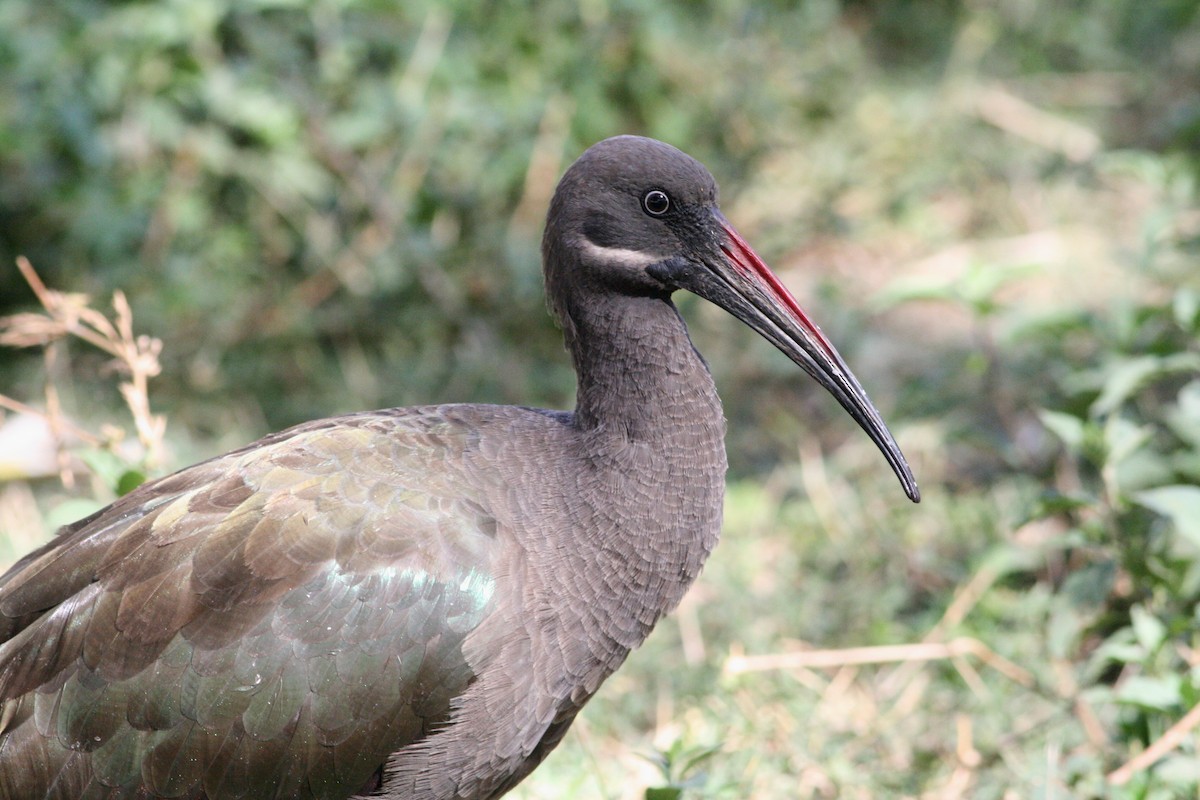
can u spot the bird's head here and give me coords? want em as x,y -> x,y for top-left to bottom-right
543,136 -> 920,502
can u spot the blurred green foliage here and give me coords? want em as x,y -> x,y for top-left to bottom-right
5,0 -> 1193,458
3,0 -> 1200,797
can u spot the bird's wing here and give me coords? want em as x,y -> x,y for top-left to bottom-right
0,409 -> 506,799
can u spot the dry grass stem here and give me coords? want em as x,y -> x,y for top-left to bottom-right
0,258 -> 166,475
1107,701 -> 1200,786
880,560 -> 1003,699
44,345 -> 74,488
0,483 -> 45,560
725,637 -> 1036,689
951,654 -> 990,700
1074,696 -> 1109,749
923,714 -> 980,799
971,83 -> 1101,162
887,669 -> 933,722
674,588 -> 707,665
0,394 -> 102,447
510,92 -> 574,235
798,439 -> 851,543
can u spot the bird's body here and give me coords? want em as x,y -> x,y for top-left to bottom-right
0,137 -> 917,798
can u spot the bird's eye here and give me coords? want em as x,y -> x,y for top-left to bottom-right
642,190 -> 671,216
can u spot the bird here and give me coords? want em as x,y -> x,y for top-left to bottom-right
0,135 -> 919,799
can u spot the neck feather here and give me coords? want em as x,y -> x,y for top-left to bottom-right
553,290 -> 728,656
567,293 -> 722,440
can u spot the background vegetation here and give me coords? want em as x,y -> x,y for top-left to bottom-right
2,0 -> 1199,797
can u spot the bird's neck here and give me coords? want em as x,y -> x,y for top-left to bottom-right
558,292 -> 727,648
569,293 -> 724,443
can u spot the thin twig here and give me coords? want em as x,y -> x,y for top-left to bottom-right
0,394 -> 103,445
725,637 -> 1036,688
674,588 -> 707,665
2,258 -> 166,475
43,345 -> 74,488
927,714 -> 980,799
15,256 -> 51,305
880,559 -> 1003,698
1108,701 -> 1200,786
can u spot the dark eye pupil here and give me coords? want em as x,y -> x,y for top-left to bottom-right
643,190 -> 670,216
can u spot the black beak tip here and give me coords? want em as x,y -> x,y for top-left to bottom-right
891,454 -> 921,503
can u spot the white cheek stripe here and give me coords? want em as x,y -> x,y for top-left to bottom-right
578,238 -> 663,268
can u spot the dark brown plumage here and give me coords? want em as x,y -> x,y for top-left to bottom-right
0,136 -> 918,799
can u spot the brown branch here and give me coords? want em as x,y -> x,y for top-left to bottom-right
1108,701 -> 1200,786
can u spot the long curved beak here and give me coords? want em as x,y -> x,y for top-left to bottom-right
681,214 -> 920,503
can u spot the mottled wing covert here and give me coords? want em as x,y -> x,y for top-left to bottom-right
0,411 -> 501,799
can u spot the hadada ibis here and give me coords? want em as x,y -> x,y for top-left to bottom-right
0,136 -> 919,799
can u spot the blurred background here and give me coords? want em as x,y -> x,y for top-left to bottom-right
1,1 -> 1199,797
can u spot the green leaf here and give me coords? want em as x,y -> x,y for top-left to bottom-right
1166,381 -> 1200,448
1174,288 -> 1200,332
1103,416 -> 1153,470
1116,675 -> 1182,711
1038,409 -> 1086,451
1129,605 -> 1167,653
77,449 -> 133,495
1133,486 -> 1200,548
1084,629 -> 1145,678
1047,602 -> 1087,659
116,469 -> 148,496
1092,354 -> 1200,417
44,498 -> 106,532
1063,561 -> 1116,608
679,744 -> 723,776
1094,357 -> 1160,416
872,262 -> 1038,314
645,788 -> 683,800
872,276 -> 962,309
959,262 -> 1040,313
1093,642 -> 1148,668
1021,492 -> 1093,526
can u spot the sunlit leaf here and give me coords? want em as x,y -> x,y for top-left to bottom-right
1167,381 -> 1200,448
1103,416 -> 1153,469
1092,354 -> 1200,417
1116,675 -> 1182,711
1174,288 -> 1200,332
1130,605 -> 1167,653
645,788 -> 683,800
1084,629 -> 1145,678
78,449 -> 133,495
1038,409 -> 1086,452
1133,485 -> 1200,548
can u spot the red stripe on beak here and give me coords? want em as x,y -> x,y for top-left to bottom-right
719,222 -> 838,360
